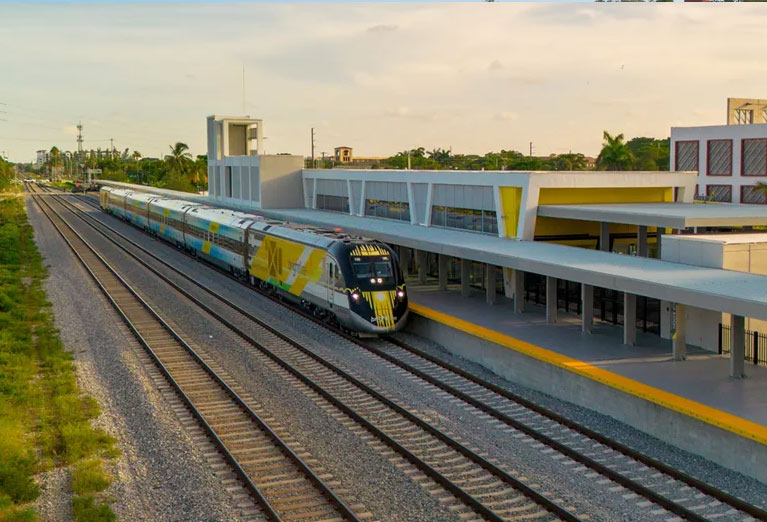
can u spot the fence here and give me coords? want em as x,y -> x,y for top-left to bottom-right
718,323 -> 767,367
524,274 -> 660,334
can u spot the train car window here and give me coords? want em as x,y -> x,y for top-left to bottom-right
353,262 -> 374,279
373,261 -> 393,278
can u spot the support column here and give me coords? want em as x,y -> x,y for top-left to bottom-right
599,222 -> 610,252
485,264 -> 497,305
546,276 -> 557,323
637,225 -> 648,257
400,247 -> 411,276
460,259 -> 471,297
438,254 -> 448,291
730,314 -> 745,379
581,284 -> 594,333
672,303 -> 687,361
623,292 -> 636,346
416,250 -> 427,284
513,269 -> 525,314
656,230 -> 663,259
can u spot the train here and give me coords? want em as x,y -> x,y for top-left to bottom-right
99,187 -> 408,335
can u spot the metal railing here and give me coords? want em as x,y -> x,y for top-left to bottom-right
718,323 -> 767,367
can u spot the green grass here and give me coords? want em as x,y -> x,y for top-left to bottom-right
47,181 -> 74,192
0,198 -> 116,521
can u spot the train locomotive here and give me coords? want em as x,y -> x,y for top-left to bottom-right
100,187 -> 408,334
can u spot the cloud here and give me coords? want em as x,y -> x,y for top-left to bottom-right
367,24 -> 397,33
496,111 -> 519,121
385,107 -> 438,121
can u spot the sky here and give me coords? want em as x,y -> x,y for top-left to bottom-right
1,2 -> 766,162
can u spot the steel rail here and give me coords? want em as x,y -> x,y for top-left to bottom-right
75,189 -> 767,521
33,193 -> 361,522
60,193 -> 578,521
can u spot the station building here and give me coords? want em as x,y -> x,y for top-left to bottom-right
99,114 -> 767,482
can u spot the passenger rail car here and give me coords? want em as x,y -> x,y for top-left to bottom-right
100,187 -> 408,334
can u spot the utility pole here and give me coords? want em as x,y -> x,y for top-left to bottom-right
311,127 -> 316,168
529,141 -> 534,157
77,122 -> 84,181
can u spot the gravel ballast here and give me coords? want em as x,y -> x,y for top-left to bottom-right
27,196 -> 246,521
68,194 -> 767,518
63,195 -> 459,521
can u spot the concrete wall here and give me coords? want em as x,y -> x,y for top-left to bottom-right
407,313 -> 767,484
671,124 -> 767,202
662,233 -> 767,348
259,155 -> 305,209
302,169 -> 695,240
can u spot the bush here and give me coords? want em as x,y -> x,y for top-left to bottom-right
71,460 -> 110,496
72,496 -> 115,522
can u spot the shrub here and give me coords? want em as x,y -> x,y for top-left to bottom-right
71,460 -> 110,496
72,496 -> 115,522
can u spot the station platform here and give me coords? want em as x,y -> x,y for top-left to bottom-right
403,280 -> 767,481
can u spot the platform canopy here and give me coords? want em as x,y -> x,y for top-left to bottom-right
95,181 -> 767,321
262,208 -> 767,321
537,202 -> 767,229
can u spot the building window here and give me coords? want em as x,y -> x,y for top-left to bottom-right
365,199 -> 410,222
675,141 -> 699,171
741,185 -> 767,205
734,109 -> 754,125
706,184 -> 732,203
742,138 -> 767,177
316,194 -> 350,213
430,206 -> 498,235
707,140 -> 733,176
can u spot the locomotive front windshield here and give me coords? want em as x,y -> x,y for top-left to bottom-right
352,256 -> 394,284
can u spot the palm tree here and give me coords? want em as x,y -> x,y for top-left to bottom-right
753,182 -> 767,202
165,142 -> 193,176
132,150 -> 142,162
596,131 -> 634,171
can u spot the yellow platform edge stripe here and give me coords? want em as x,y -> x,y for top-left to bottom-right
409,302 -> 767,444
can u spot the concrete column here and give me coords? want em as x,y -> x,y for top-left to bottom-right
637,225 -> 648,257
416,250 -> 428,284
581,284 -> 594,333
624,292 -> 636,346
599,222 -> 610,252
438,255 -> 448,291
513,269 -> 525,314
545,276 -> 557,323
730,314 -> 746,379
486,264 -> 497,305
672,303 -> 687,361
656,230 -> 663,259
400,248 -> 411,276
460,259 -> 471,297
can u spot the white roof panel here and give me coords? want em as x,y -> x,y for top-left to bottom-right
537,202 -> 767,228
261,208 -> 767,320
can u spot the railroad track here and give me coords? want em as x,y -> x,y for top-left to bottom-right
29,187 -> 364,522
52,190 -> 578,520
72,189 -> 767,520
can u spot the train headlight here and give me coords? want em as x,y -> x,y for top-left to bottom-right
370,278 -> 376,283
397,290 -> 405,299
351,293 -> 360,301
377,278 -> 383,284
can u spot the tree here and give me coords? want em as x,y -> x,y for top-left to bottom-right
164,142 -> 193,177
626,137 -> 669,171
0,157 -> 14,191
754,182 -> 767,202
596,131 -> 633,171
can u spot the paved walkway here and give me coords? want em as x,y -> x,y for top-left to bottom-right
407,279 -> 767,427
